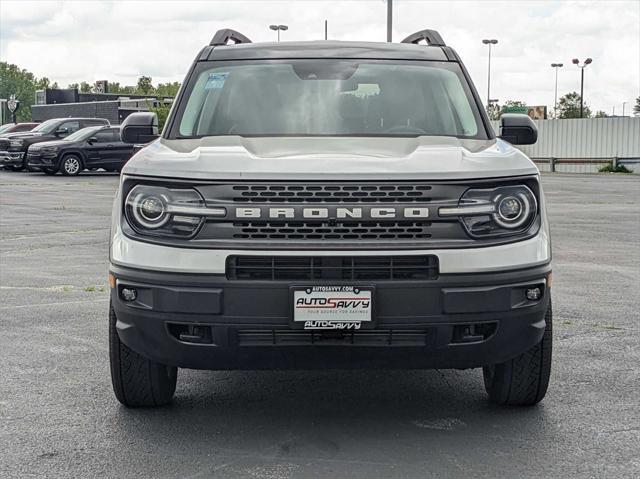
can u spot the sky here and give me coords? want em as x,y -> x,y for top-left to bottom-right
1,0 -> 639,115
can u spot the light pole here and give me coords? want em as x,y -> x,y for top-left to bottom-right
551,63 -> 563,119
572,57 -> 592,118
386,0 -> 393,42
482,39 -> 498,109
622,101 -> 628,117
269,24 -> 288,42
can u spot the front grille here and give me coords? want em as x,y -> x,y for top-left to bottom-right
237,329 -> 430,346
231,184 -> 433,203
232,221 -> 431,240
226,255 -> 439,281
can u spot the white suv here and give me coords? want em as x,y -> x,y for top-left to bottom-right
108,28 -> 552,407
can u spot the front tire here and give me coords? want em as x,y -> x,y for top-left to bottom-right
109,302 -> 177,407
60,154 -> 83,176
483,301 -> 552,406
8,165 -> 24,172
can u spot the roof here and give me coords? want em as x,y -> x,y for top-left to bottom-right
205,40 -> 449,62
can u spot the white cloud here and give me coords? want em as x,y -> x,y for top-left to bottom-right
1,0 -> 638,114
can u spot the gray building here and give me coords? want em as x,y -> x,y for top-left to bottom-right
31,83 -> 171,125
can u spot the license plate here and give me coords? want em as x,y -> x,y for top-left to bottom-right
293,286 -> 373,330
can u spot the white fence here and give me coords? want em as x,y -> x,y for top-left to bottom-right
490,117 -> 640,173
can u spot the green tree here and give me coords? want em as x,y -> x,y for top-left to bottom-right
107,82 -> 136,95
0,62 -> 39,121
136,76 -> 154,94
557,91 -> 592,118
79,81 -> 93,93
155,81 -> 181,99
503,100 -> 527,109
594,110 -> 608,118
634,96 -> 640,116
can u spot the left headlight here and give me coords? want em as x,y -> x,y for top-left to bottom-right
439,184 -> 538,238
124,184 -> 224,238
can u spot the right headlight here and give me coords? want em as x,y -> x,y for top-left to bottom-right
124,184 -> 225,238
439,185 -> 538,238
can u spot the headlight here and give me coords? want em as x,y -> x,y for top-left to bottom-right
41,146 -> 59,153
439,185 -> 538,238
124,184 -> 225,238
9,139 -> 24,147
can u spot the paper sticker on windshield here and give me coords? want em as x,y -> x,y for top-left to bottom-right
205,72 -> 229,90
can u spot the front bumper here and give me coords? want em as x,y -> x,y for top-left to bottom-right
110,262 -> 551,370
0,150 -> 25,167
26,151 -> 58,171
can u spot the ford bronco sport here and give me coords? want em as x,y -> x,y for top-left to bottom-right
109,29 -> 552,408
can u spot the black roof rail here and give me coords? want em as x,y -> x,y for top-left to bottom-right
401,29 -> 445,47
210,28 -> 252,46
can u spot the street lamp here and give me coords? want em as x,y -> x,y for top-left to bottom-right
622,101 -> 628,117
482,39 -> 498,109
551,63 -> 563,119
572,57 -> 592,118
269,24 -> 288,42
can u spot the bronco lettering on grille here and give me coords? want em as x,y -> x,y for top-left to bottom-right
234,206 -> 429,220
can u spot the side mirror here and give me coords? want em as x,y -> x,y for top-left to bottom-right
55,127 -> 69,137
499,114 -> 537,145
120,112 -> 159,144
87,137 -> 98,144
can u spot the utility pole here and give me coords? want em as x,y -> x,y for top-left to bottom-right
325,20 -> 328,40
551,63 -> 563,119
482,39 -> 498,109
622,101 -> 627,117
386,0 -> 392,42
572,58 -> 592,118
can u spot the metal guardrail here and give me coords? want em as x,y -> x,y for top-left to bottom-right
532,157 -> 640,173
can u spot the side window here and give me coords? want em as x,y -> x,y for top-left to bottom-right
59,121 -> 80,134
83,120 -> 108,128
93,129 -> 116,143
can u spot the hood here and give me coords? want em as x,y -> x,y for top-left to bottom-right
2,131 -> 44,139
29,139 -> 70,149
123,136 -> 538,181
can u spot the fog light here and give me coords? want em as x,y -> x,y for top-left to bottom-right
121,288 -> 137,302
525,287 -> 542,301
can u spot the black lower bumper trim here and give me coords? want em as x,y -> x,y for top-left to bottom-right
110,262 -> 551,370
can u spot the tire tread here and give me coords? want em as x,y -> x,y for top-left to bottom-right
484,301 -> 552,406
109,303 -> 176,407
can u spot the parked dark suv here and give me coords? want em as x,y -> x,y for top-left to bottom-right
27,125 -> 134,175
0,117 -> 109,171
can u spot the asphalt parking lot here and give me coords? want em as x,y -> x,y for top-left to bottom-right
1,170 -> 639,478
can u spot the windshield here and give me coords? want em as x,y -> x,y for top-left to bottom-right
0,124 -> 13,134
31,119 -> 60,134
172,60 -> 485,139
64,126 -> 104,142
